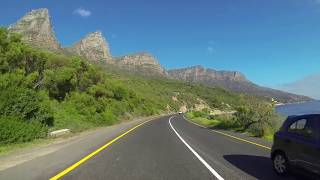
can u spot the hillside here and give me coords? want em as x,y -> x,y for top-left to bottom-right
0,27 -> 268,146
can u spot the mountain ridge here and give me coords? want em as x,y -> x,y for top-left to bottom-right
168,65 -> 248,82
6,8 -> 313,103
168,65 -> 312,103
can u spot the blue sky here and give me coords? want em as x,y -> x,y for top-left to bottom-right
1,0 -> 320,88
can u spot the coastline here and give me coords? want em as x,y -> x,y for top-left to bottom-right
275,100 -> 317,107
275,100 -> 320,116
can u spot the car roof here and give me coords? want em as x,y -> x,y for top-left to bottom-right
282,114 -> 320,129
287,114 -> 320,119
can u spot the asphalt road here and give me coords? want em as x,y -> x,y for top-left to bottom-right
1,115 -> 308,180
54,115 -> 298,180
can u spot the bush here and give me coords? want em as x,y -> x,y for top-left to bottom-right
234,102 -> 279,137
193,111 -> 206,118
0,117 -> 48,145
0,75 -> 53,126
44,68 -> 76,100
101,109 -> 118,125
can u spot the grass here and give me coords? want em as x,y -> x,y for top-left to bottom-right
186,111 -> 275,142
186,112 -> 235,128
191,117 -> 220,127
263,134 -> 274,141
0,138 -> 54,156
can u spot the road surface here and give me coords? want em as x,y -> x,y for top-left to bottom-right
0,115 -> 305,179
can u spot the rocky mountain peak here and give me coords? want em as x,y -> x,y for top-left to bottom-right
190,65 -> 205,70
113,52 -> 168,76
116,52 -> 161,66
69,31 -> 112,62
8,8 -> 60,51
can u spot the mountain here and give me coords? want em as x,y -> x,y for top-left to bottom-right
65,31 -> 112,62
6,8 -> 312,103
168,66 -> 313,103
8,8 -> 60,51
8,8 -> 164,75
168,65 -> 247,82
112,52 -> 168,76
277,74 -> 320,100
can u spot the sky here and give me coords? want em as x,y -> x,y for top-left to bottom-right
0,0 -> 320,90
278,74 -> 320,99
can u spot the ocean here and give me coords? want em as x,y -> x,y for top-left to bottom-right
275,100 -> 320,116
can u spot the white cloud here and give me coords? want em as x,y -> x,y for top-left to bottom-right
207,40 -> 216,54
73,8 -> 91,17
207,46 -> 215,54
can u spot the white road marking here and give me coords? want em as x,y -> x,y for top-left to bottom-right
168,116 -> 225,180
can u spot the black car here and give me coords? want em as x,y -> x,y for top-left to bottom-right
271,114 -> 320,177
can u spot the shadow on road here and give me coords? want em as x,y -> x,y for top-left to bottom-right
223,154 -> 313,180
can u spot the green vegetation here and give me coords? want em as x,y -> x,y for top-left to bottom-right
186,101 -> 284,141
186,111 -> 239,129
0,27 -> 276,149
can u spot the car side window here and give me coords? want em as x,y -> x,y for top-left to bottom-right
288,119 -> 306,132
288,118 -> 315,138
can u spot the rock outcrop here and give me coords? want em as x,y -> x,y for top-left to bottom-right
168,65 -> 312,103
113,52 -> 168,76
8,8 -> 60,51
194,98 -> 210,111
66,31 -> 112,62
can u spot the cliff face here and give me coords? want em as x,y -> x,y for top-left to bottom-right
168,65 -> 247,82
8,8 -> 60,51
66,31 -> 112,62
168,66 -> 312,103
113,52 -> 168,76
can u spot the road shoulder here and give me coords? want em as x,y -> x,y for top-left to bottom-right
0,114 -> 167,178
182,115 -> 272,150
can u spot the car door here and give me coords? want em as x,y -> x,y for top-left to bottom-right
288,116 -> 320,174
298,116 -> 320,174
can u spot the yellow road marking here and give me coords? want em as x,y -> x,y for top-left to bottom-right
183,116 -> 271,150
50,119 -> 153,180
210,129 -> 271,150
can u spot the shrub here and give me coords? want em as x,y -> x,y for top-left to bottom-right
193,111 -> 206,118
0,116 -> 48,145
101,109 -> 117,125
44,68 -> 76,100
0,76 -> 53,126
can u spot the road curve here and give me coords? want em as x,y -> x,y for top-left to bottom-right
52,115 -> 298,180
1,115 -> 304,180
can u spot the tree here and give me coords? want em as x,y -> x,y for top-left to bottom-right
234,106 -> 256,131
235,101 -> 275,136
